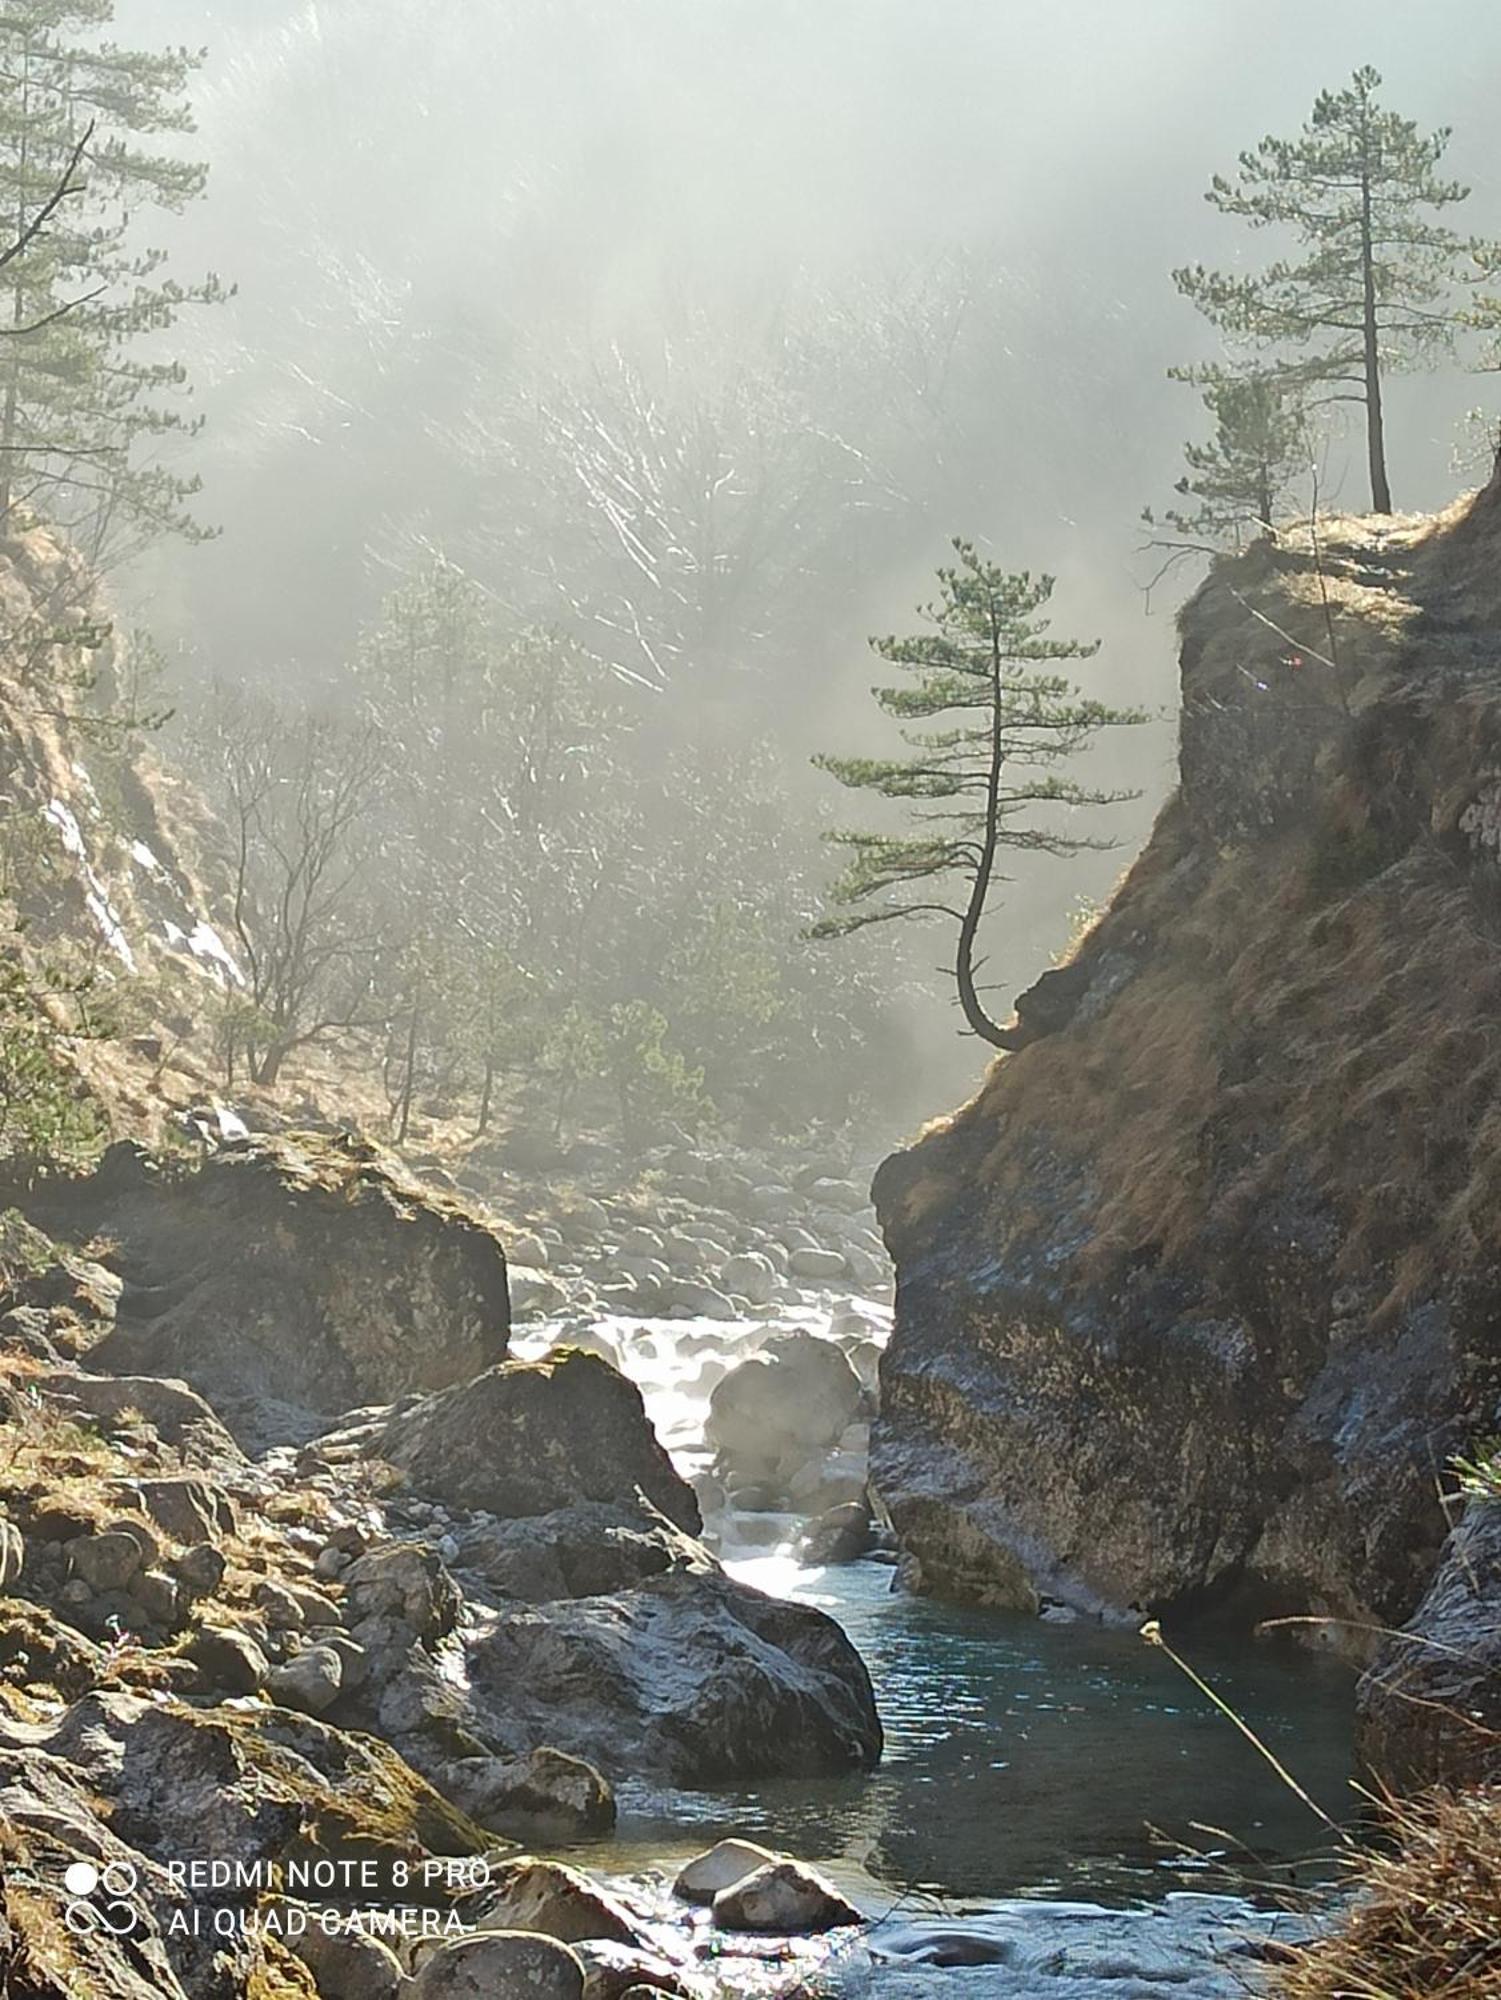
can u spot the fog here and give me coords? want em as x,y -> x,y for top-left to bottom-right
117,0 -> 1501,1126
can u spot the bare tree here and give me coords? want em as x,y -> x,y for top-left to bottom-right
198,688 -> 389,1086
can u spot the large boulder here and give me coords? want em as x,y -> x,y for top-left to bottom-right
461,1569 -> 881,1784
63,1135 -> 510,1444
1357,1497 -> 1501,1790
454,1498 -> 705,1602
712,1859 -> 862,1934
375,1351 -> 701,1534
410,1931 -> 584,2000
706,1332 -> 863,1494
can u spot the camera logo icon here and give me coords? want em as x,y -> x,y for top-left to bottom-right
63,1859 -> 142,1937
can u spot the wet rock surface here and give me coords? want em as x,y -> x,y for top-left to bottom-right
1356,1495 -> 1501,1789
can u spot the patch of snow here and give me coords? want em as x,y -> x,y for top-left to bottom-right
44,799 -> 135,969
162,916 -> 245,988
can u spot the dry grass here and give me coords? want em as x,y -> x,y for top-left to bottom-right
883,481 -> 1501,1328
1276,1788 -> 1501,1998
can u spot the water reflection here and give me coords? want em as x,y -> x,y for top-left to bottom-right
602,1560 -> 1355,1908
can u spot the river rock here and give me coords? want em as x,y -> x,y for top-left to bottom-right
466,1857 -> 642,1946
719,1251 -> 777,1306
706,1332 -> 863,1492
1357,1495 -> 1501,1788
410,1930 -> 585,2000
789,1247 -> 848,1282
287,1921 -> 404,2000
800,1500 -> 875,1567
674,1838 -> 781,1903
69,1530 -> 143,1592
374,1351 -> 701,1534
712,1858 -> 862,1934
511,1267 -> 571,1318
460,1568 -> 881,1783
509,1231 -> 552,1268
575,1942 -> 690,1998
444,1746 -> 616,1837
74,1134 -> 511,1444
343,1544 -> 460,1641
188,1623 -> 268,1694
266,1643 -> 345,1715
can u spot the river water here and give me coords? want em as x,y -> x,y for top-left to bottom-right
518,1308 -> 1356,1993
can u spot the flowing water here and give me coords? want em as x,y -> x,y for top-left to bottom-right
519,1308 -> 1356,1990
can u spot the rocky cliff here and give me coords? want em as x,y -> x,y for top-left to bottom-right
872,465 -> 1501,1681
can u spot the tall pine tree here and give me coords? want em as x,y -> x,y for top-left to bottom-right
1173,66 -> 1492,515
0,1 -> 228,559
812,542 -> 1143,1049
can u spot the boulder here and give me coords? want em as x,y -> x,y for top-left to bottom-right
33,1369 -> 242,1463
789,1248 -> 847,1283
117,1475 -> 236,1547
711,1858 -> 862,1934
674,1838 -> 781,1904
1357,1497 -> 1501,1789
508,1232 -> 552,1268
465,1858 -> 641,1947
799,1500 -> 875,1567
444,1746 -> 616,1838
461,1569 -> 881,1784
343,1543 -> 460,1642
410,1931 -> 584,2000
266,1644 -> 345,1716
68,1530 -> 143,1593
456,1498 -> 704,1602
706,1333 -> 863,1492
575,1943 -> 690,1998
128,1568 -> 182,1627
375,1352 -> 701,1534
73,1135 -> 511,1445
511,1267 -> 570,1319
719,1252 -> 777,1307
172,1543 -> 227,1602
286,1921 -> 404,2000
188,1624 -> 269,1695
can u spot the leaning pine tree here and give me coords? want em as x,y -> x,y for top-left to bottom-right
1174,65 -> 1495,516
0,0 -> 229,560
811,541 -> 1144,1050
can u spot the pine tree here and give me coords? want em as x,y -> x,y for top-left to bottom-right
812,541 -> 1143,1050
0,1 -> 229,558
1173,66 -> 1492,515
1154,367 -> 1308,546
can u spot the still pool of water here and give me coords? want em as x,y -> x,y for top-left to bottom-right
595,1557 -> 1355,1915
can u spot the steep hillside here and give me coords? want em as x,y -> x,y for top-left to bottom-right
872,462 -> 1501,1675
0,526 -> 245,1148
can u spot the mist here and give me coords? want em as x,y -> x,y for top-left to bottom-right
118,0 -> 1501,1124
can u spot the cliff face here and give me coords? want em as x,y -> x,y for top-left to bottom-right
872,471 -> 1501,1653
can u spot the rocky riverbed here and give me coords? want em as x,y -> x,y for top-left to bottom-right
0,1127 -> 1353,1998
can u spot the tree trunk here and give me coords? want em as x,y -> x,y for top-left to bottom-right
477,1056 -> 495,1136
1359,151 -> 1393,514
955,606 -> 1023,1051
394,998 -> 419,1144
